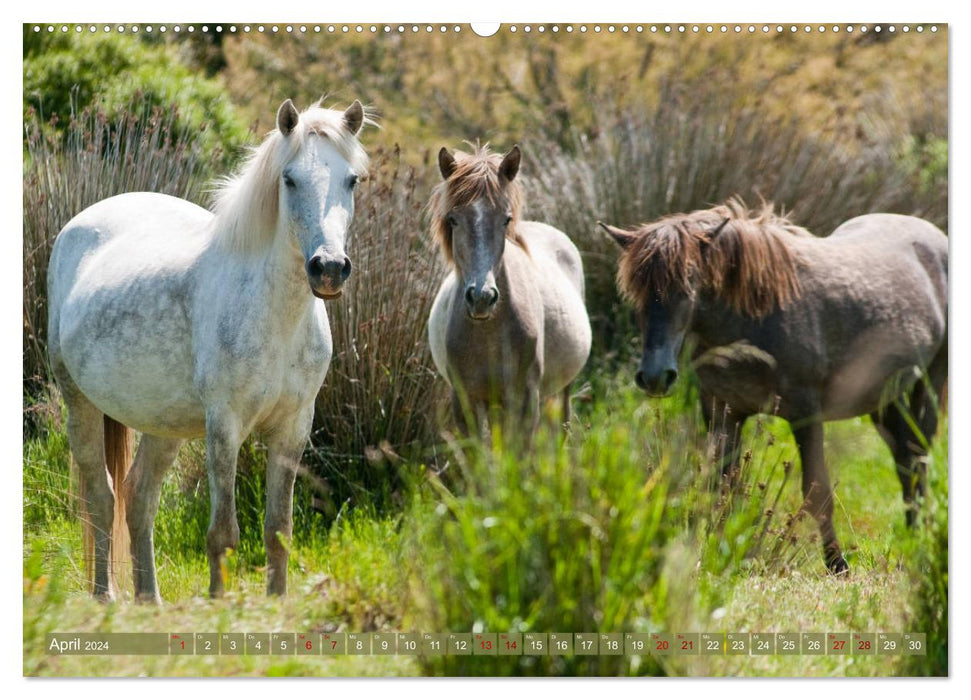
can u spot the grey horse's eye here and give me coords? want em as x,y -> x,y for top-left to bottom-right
504,214 -> 512,227
447,214 -> 458,228
348,174 -> 359,190
283,173 -> 296,188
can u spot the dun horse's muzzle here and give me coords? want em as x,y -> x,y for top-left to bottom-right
635,368 -> 678,396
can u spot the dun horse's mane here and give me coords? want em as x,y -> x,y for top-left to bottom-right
210,101 -> 370,254
428,144 -> 526,265
617,198 -> 809,318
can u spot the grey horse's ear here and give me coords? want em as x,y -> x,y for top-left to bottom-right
598,222 -> 638,250
277,99 -> 299,136
499,145 -> 521,183
438,147 -> 457,180
343,99 -> 364,135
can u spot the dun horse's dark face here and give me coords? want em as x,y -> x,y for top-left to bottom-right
635,291 -> 694,396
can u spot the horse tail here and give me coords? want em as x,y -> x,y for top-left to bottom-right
103,416 -> 133,595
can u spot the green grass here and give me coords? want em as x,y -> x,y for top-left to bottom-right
22,375 -> 947,677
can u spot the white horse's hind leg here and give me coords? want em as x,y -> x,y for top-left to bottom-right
264,408 -> 313,596
64,394 -> 114,600
124,435 -> 181,603
205,413 -> 243,598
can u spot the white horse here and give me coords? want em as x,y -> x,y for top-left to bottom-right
47,99 -> 368,601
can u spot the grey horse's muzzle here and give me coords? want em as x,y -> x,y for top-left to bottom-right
307,254 -> 352,299
465,283 -> 499,320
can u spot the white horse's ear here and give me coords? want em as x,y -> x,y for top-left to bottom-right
277,99 -> 299,137
343,99 -> 364,135
499,145 -> 521,183
598,222 -> 638,250
438,147 -> 457,180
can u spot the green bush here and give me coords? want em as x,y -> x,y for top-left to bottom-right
24,31 -> 247,164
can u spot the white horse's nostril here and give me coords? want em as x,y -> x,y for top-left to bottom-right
307,256 -> 325,277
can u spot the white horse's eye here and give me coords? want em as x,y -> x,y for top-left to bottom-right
283,173 -> 296,188
348,174 -> 359,190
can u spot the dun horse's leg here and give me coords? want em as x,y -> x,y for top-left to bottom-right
792,420 -> 848,574
871,409 -> 921,527
65,394 -> 113,599
124,435 -> 181,603
701,394 -> 747,488
871,347 -> 947,528
205,413 -> 243,598
264,410 -> 312,596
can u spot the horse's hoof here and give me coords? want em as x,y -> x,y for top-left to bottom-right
135,592 -> 163,605
827,554 -> 850,576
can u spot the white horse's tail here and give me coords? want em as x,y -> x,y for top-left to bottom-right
78,416 -> 132,596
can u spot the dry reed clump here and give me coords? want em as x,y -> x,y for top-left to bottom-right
307,146 -> 448,511
23,100 -> 214,425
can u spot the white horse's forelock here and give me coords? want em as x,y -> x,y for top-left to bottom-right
210,101 -> 370,254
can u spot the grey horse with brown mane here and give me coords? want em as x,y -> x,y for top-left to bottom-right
428,144 -> 592,440
601,199 -> 947,574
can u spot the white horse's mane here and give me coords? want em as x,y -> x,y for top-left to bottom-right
210,101 -> 370,254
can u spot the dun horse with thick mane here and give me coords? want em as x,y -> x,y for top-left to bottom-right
48,99 -> 368,601
602,199 -> 947,574
428,144 -> 592,439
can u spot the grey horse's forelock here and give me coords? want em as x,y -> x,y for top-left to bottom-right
428,144 -> 527,266
209,101 -> 370,254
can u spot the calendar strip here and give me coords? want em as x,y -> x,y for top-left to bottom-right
44,632 -> 926,656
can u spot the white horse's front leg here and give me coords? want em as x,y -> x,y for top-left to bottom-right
264,407 -> 313,596
124,435 -> 181,603
205,411 -> 244,598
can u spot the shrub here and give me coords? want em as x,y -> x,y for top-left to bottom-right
23,31 -> 247,164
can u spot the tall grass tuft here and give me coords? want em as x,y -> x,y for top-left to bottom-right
406,378 -> 802,676
905,423 -> 948,676
23,99 -> 215,428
